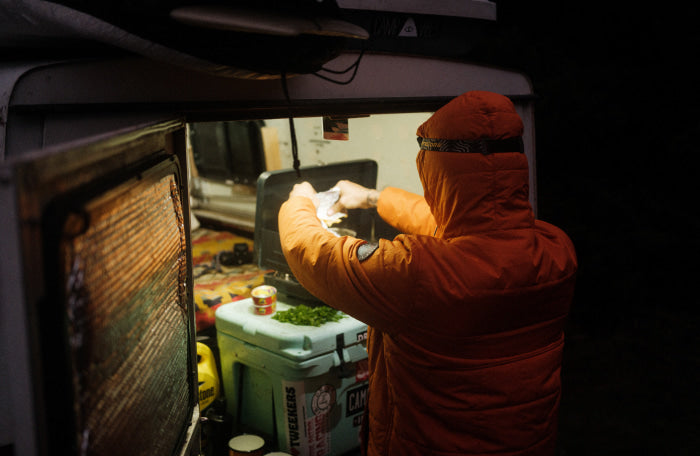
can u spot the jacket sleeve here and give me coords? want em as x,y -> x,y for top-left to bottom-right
279,196 -> 420,332
377,187 -> 436,236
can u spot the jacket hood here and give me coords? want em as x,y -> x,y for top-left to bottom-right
416,91 -> 533,237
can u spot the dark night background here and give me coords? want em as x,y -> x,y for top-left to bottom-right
471,3 -> 700,455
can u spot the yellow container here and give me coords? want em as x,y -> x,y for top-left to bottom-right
197,342 -> 220,410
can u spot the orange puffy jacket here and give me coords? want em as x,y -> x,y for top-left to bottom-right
279,91 -> 577,456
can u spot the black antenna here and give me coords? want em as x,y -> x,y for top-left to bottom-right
281,71 -> 301,178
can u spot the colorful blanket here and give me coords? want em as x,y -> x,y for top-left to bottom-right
192,228 -> 271,332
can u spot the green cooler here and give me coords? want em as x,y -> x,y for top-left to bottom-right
215,297 -> 368,456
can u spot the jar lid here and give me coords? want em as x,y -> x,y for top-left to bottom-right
228,434 -> 265,452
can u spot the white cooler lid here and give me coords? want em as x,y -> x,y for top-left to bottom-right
215,298 -> 368,361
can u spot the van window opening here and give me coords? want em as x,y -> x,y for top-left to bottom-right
187,112 -> 433,197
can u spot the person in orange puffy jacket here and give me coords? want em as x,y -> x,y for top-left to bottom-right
278,91 -> 577,456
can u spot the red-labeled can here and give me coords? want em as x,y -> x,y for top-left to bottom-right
251,285 -> 277,315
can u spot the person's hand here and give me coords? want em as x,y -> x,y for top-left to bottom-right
329,180 -> 380,214
289,182 -> 319,208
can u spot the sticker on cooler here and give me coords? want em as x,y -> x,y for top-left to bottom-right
355,331 -> 369,383
354,358 -> 368,383
282,380 -> 336,456
346,384 -> 367,418
282,380 -> 305,456
306,390 -> 332,456
311,385 -> 336,415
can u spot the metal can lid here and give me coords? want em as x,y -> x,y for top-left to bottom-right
251,285 -> 276,298
229,434 -> 265,451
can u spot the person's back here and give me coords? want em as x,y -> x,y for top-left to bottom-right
279,91 -> 577,455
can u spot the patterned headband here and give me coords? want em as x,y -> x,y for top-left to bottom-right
418,136 -> 524,154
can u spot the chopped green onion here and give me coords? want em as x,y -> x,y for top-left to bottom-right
272,304 -> 345,327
